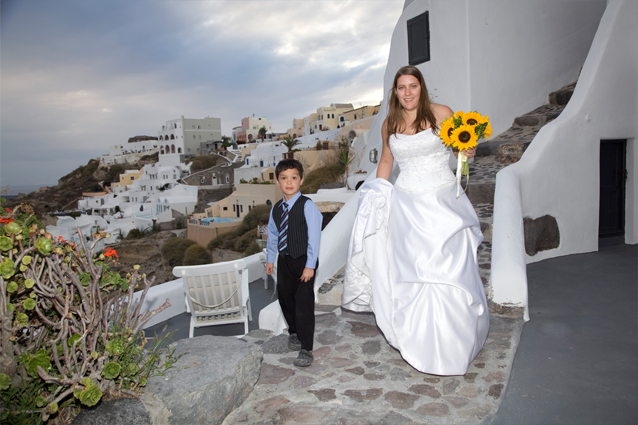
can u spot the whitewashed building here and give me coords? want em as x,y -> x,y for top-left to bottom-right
157,116 -> 222,166
100,140 -> 159,165
314,0 -> 636,317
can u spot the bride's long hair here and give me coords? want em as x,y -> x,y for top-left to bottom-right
386,65 -> 438,140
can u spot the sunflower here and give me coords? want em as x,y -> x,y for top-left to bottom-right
462,111 -> 483,126
450,125 -> 478,150
439,118 -> 456,147
482,121 -> 492,139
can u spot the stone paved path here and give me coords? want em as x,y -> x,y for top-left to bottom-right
224,304 -> 523,425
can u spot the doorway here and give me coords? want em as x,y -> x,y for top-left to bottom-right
599,139 -> 627,239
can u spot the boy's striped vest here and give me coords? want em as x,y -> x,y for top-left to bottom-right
273,196 -> 309,259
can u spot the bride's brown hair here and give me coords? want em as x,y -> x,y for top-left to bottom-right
386,65 -> 438,140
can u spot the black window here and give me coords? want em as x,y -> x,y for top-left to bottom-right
407,11 -> 430,65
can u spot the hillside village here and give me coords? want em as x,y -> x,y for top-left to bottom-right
19,103 -> 380,282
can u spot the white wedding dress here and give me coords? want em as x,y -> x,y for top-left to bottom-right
343,128 -> 489,376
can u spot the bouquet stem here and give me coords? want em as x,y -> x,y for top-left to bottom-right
456,151 -> 469,198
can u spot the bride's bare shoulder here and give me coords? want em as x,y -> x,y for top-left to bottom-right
431,103 -> 454,124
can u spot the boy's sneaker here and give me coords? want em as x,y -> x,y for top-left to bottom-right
293,349 -> 313,367
288,333 -> 302,351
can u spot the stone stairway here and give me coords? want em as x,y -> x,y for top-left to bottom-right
466,81 -> 576,303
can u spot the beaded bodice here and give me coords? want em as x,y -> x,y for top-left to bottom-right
389,128 -> 455,194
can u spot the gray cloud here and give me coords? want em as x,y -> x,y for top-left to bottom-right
1,0 -> 403,187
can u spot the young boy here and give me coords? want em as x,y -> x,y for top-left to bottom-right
266,159 -> 322,367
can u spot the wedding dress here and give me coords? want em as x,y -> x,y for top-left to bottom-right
343,128 -> 489,376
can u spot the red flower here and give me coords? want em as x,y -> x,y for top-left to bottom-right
5,208 -> 11,212
103,248 -> 119,259
0,218 -> 14,223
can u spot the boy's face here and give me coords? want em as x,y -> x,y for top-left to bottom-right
276,168 -> 304,201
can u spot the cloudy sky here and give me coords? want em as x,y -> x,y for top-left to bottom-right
0,0 -> 404,190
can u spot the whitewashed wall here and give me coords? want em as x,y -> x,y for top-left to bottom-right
492,0 -> 638,311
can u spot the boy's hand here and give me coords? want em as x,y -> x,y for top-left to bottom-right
299,268 -> 314,282
266,263 -> 274,275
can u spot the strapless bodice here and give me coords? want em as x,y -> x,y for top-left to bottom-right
389,129 -> 455,194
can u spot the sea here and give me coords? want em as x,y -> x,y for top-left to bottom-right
1,184 -> 51,200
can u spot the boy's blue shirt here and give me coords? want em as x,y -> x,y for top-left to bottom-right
266,191 -> 322,269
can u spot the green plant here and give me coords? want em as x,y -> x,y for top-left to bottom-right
300,163 -> 343,194
234,229 -> 257,253
189,155 -> 218,173
183,244 -> 210,266
338,148 -> 354,187
258,126 -> 267,141
315,141 -> 323,151
282,136 -> 300,152
0,206 -> 174,422
160,238 -> 196,266
174,216 -> 186,229
244,241 -> 262,256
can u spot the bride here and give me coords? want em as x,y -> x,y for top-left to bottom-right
342,65 -> 489,376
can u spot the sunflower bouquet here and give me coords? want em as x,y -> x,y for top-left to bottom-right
440,111 -> 492,198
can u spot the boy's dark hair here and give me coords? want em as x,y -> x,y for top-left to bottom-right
275,159 -> 304,179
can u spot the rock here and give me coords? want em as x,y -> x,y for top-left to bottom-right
441,377 -> 461,394
408,384 -> 441,399
363,373 -> 386,381
312,346 -> 331,361
316,330 -> 343,345
458,385 -> 479,398
345,367 -> 365,375
343,388 -> 383,402
277,405 -> 337,424
444,396 -> 471,408
416,402 -> 450,417
383,391 -> 420,409
361,340 -> 381,355
254,395 -> 290,414
141,335 -> 261,425
291,375 -> 317,389
483,371 -> 505,383
258,363 -> 295,385
72,397 -> 151,425
464,372 -> 478,383
489,383 -> 504,399
260,333 -> 292,354
326,357 -> 354,368
524,214 -> 560,256
347,321 -> 380,338
308,388 -> 337,401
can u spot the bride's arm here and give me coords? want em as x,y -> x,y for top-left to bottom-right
376,120 -> 394,180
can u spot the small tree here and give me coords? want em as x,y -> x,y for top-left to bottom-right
0,205 -> 173,422
258,127 -> 267,141
282,136 -> 300,152
338,148 -> 354,187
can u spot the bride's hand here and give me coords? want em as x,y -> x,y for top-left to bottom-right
463,147 -> 476,158
452,147 -> 476,158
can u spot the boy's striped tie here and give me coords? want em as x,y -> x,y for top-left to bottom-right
278,201 -> 289,252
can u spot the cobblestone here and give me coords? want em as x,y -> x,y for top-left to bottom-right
225,304 -> 524,425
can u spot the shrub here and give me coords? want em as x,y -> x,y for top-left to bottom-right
183,244 -> 210,266
160,238 -> 196,267
300,163 -> 343,194
0,205 -> 176,423
207,232 -> 233,251
234,229 -> 257,252
189,155 -> 218,173
105,164 -> 125,183
244,241 -> 262,256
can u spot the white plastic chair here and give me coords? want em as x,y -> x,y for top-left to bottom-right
173,260 -> 252,338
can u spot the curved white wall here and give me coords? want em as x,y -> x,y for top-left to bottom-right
492,0 -> 638,310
